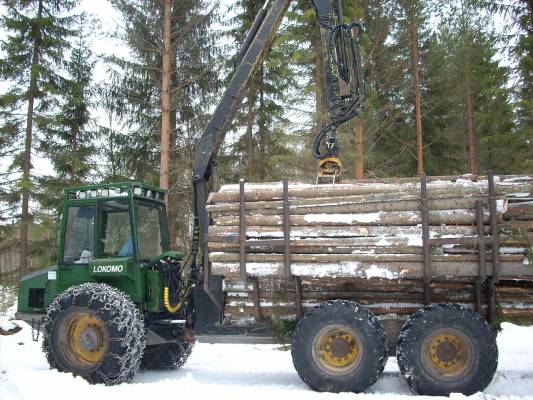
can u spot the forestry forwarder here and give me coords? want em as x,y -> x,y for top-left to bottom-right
15,0 -> 367,388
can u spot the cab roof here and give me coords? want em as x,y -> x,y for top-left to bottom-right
63,182 -> 166,202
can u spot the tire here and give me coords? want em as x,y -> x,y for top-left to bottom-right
42,282 -> 145,385
396,303 -> 498,396
140,342 -> 193,370
291,300 -> 388,393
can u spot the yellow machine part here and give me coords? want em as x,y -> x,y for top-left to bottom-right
317,157 -> 342,183
163,286 -> 191,313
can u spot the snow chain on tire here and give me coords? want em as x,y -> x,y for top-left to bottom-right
141,342 -> 194,370
42,282 -> 145,385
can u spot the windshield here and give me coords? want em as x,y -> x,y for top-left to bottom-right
98,199 -> 133,258
135,200 -> 166,259
63,205 -> 95,265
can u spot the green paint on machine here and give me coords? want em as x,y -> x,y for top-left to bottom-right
16,182 -> 182,314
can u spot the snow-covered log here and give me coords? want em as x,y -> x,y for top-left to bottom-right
206,175 -> 533,325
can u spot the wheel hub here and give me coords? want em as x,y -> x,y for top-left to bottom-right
79,326 -> 103,351
424,329 -> 473,378
313,325 -> 362,374
66,312 -> 108,365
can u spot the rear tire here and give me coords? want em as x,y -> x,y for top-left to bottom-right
140,342 -> 193,370
396,303 -> 498,396
291,300 -> 388,393
42,283 -> 145,385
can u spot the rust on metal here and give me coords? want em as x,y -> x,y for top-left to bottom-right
283,177 -> 292,279
420,173 -> 431,305
294,276 -> 303,319
475,200 -> 486,315
251,277 -> 263,321
239,179 -> 247,281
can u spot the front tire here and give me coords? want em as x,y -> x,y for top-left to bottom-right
291,300 -> 388,393
42,283 -> 145,385
396,303 -> 498,396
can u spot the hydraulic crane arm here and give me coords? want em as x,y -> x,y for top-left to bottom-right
189,0 -> 364,305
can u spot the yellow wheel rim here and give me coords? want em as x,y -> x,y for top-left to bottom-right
65,312 -> 108,366
423,329 -> 473,379
312,325 -> 362,375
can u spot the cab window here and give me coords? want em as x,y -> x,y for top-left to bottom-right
135,201 -> 167,259
99,200 -> 133,258
63,205 -> 95,264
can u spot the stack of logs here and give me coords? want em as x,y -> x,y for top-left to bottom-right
207,175 -> 533,325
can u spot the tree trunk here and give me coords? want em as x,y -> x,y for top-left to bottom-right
461,0 -> 478,175
465,61 -> 477,175
313,25 -> 327,126
258,64 -> 267,180
167,35 -> 179,250
355,118 -> 364,179
408,8 -> 424,175
245,85 -> 255,181
159,0 -> 172,193
71,124 -> 79,182
19,0 -> 43,276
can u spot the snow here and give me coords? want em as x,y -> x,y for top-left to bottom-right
215,261 -> 402,279
496,199 -> 508,213
0,320 -> 17,331
499,247 -> 528,254
1,319 -> 533,399
303,212 -> 383,224
365,265 -> 397,279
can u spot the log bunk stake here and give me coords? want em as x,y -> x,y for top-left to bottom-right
475,200 -> 486,315
237,178 -> 300,321
487,171 -> 501,323
420,173 -> 432,305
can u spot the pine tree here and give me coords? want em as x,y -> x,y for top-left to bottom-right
0,0 -> 78,274
104,0 -> 221,249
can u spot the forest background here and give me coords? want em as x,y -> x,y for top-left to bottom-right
0,0 -> 531,276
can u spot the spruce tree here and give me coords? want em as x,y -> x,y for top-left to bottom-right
0,0 -> 78,274
224,0 -> 300,183
38,14 -> 96,210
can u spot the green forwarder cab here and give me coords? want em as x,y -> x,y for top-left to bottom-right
16,182 -> 199,383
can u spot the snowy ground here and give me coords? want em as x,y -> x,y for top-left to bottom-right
0,318 -> 532,400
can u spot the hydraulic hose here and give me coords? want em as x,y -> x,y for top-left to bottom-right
312,123 -> 338,160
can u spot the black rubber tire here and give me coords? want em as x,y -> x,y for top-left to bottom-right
140,342 -> 193,370
396,303 -> 498,396
291,300 -> 388,393
42,282 -> 145,385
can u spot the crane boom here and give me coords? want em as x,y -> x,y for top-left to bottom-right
190,0 -> 364,305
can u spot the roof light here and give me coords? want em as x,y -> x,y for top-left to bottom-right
101,188 -> 109,197
133,187 -> 143,196
78,191 -> 87,199
90,189 -> 98,198
146,189 -> 152,198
